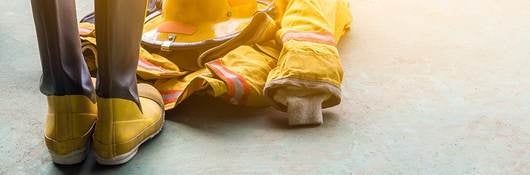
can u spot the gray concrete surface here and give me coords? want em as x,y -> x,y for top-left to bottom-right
1,0 -> 530,174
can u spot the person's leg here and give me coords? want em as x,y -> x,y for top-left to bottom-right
93,0 -> 144,105
31,0 -> 97,165
31,0 -> 94,98
92,0 -> 165,165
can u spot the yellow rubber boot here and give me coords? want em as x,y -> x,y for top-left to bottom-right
44,95 -> 97,165
92,84 -> 165,165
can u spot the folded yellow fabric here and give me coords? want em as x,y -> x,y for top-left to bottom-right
205,44 -> 278,107
154,69 -> 210,110
77,0 -> 352,113
155,42 -> 279,109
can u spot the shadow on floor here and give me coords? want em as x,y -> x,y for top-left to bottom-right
166,95 -> 340,130
50,95 -> 341,174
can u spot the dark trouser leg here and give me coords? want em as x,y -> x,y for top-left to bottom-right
94,0 -> 147,107
30,0 -> 94,99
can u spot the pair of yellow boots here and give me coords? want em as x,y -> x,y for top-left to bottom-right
44,83 -> 165,165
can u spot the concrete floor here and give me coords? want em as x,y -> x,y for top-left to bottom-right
1,0 -> 530,174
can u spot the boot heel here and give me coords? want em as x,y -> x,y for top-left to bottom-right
49,141 -> 90,165
44,95 -> 97,165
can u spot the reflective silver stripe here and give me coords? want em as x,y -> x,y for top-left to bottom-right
208,62 -> 244,105
161,90 -> 183,103
138,59 -> 166,72
162,92 -> 180,100
282,30 -> 337,46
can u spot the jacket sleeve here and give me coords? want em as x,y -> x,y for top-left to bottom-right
264,0 -> 352,125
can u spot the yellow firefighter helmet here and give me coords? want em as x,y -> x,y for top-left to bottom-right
141,0 -> 273,52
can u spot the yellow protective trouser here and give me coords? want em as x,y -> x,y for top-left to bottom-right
205,43 -> 279,107
153,45 -> 280,109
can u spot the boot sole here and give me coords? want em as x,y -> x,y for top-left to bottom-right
48,122 -> 95,165
95,113 -> 165,165
50,140 -> 90,165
